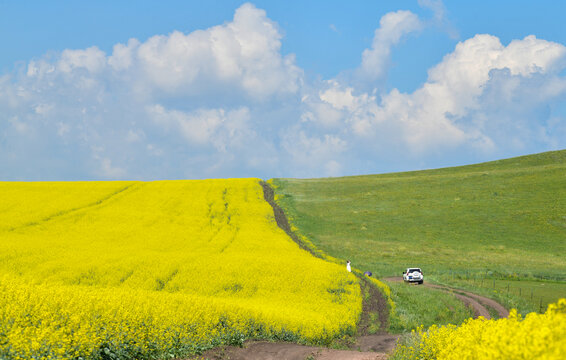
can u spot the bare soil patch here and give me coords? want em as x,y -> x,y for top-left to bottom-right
199,341 -> 390,360
357,275 -> 389,334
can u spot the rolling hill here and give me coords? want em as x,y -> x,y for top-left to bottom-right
271,150 -> 566,315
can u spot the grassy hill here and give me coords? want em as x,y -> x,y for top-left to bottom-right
271,150 -> 566,320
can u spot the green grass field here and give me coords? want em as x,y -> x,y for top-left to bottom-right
271,150 -> 566,325
386,281 -> 474,331
432,276 -> 566,312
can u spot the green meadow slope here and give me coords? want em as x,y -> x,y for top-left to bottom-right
272,150 -> 566,318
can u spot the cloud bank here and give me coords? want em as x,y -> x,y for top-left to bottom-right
1,2 -> 565,180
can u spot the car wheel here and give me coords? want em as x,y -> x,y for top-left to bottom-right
418,280 -> 423,285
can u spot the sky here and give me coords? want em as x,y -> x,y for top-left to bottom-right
1,0 -> 566,181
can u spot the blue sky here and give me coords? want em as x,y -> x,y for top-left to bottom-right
1,0 -> 565,180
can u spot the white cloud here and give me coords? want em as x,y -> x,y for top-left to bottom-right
406,34 -> 566,150
303,33 -> 566,157
1,4 -> 566,181
58,46 -> 107,73
147,104 -> 252,152
21,2 -> 302,104
134,3 -> 302,99
300,91 -> 344,128
417,0 -> 458,39
418,0 -> 446,22
0,3 -> 301,180
108,39 -> 140,71
281,127 -> 348,177
357,10 -> 422,83
98,158 -> 127,179
319,82 -> 359,111
427,34 -> 566,111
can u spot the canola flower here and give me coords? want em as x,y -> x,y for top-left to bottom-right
269,179 -> 397,326
0,179 -> 362,359
392,298 -> 566,360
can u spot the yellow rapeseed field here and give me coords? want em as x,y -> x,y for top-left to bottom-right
392,298 -> 566,360
0,179 -> 361,359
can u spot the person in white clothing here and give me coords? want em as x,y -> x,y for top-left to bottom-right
346,260 -> 351,272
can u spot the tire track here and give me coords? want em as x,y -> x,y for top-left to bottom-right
259,180 -> 321,257
384,277 -> 509,319
8,183 -> 139,231
215,181 -> 397,360
424,283 -> 509,319
457,289 -> 509,318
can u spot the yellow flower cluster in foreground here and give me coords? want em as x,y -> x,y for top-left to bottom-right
0,179 -> 361,359
393,298 -> 566,360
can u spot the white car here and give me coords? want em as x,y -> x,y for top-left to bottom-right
403,268 -> 424,284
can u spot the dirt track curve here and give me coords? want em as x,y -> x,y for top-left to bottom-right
193,183 -> 508,359
383,277 -> 509,319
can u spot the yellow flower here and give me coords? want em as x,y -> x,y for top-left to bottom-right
393,298 -> 566,360
0,179 -> 362,359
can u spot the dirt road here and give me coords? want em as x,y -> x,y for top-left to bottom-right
383,277 -> 509,319
200,337 -> 395,360
197,279 -> 510,359
196,183 -> 400,359
194,183 -> 509,359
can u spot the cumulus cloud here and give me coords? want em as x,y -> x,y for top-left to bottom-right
402,34 -> 566,151
356,10 -> 422,85
0,3 -> 300,180
303,33 -> 566,161
130,3 -> 300,100
23,3 -> 301,103
1,3 -> 565,181
281,126 -> 348,178
147,105 -> 253,152
58,47 -> 107,74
